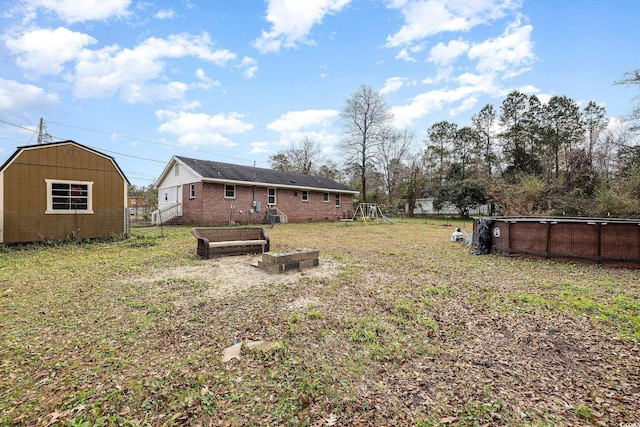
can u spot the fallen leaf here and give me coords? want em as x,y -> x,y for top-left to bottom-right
325,412 -> 338,426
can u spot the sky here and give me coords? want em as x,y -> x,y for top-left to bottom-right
0,0 -> 639,187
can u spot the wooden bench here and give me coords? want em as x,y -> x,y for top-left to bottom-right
191,227 -> 270,259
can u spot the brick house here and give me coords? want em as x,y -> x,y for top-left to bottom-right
153,156 -> 358,226
127,196 -> 151,216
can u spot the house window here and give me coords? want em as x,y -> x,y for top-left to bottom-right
175,164 -> 180,176
268,188 -> 276,205
225,184 -> 236,199
335,193 -> 341,207
189,184 -> 196,199
323,192 -> 329,203
45,179 -> 93,214
301,191 -> 309,202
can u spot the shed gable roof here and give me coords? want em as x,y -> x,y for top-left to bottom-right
0,140 -> 130,184
173,156 -> 357,194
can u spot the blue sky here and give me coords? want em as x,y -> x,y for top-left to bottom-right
1,0 -> 638,186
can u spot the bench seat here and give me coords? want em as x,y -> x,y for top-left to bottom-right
209,239 -> 268,248
191,227 -> 270,259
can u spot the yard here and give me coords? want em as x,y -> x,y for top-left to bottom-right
0,219 -> 638,426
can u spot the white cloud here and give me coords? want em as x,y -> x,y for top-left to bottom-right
5,30 -> 240,103
253,0 -> 352,53
73,33 -> 237,101
454,72 -> 498,93
120,81 -> 188,103
390,85 -> 480,128
250,141 -> 271,154
26,0 -> 132,23
238,56 -> 258,79
155,109 -> 253,147
266,110 -> 341,155
449,95 -> 478,116
468,18 -> 535,76
273,130 -> 340,151
385,0 -> 520,47
5,27 -> 97,75
395,48 -> 418,62
155,9 -> 176,20
380,77 -> 407,95
0,78 -> 58,111
267,109 -> 339,133
194,68 -> 220,90
428,38 -> 469,66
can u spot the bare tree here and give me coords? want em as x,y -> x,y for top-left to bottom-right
402,154 -> 426,217
616,68 -> 640,132
268,137 -> 323,174
289,137 -> 322,174
269,153 -> 293,172
377,127 -> 415,210
341,85 -> 392,203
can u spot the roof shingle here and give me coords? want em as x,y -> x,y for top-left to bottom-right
176,156 -> 356,193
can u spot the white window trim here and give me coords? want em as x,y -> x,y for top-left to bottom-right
189,183 -> 196,199
335,193 -> 341,207
268,188 -> 277,205
224,184 -> 236,199
301,190 -> 309,202
323,192 -> 329,203
45,179 -> 94,214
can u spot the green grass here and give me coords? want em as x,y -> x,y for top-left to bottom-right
0,220 -> 638,425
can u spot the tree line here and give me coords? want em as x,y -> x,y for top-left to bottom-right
270,70 -> 640,219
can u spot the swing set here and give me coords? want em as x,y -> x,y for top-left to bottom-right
352,203 -> 394,225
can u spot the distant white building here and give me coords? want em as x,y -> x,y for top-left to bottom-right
407,198 -> 490,216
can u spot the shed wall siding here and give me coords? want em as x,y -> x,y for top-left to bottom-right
2,144 -> 126,243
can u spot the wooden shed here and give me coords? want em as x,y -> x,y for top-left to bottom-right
0,141 -> 130,243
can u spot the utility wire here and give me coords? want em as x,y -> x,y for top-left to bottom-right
1,117 -> 272,176
46,119 -> 268,166
0,118 -> 40,135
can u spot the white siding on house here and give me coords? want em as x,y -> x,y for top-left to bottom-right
157,161 -> 199,210
408,198 -> 490,216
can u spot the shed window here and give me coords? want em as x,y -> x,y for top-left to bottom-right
225,185 -> 236,199
323,192 -> 329,203
268,188 -> 276,205
45,180 -> 93,214
189,184 -> 196,199
335,193 -> 341,207
301,191 -> 309,202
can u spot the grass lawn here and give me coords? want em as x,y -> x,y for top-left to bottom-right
1,218 -> 638,426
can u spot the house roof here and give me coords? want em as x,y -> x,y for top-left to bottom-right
165,156 -> 358,194
0,140 -> 130,185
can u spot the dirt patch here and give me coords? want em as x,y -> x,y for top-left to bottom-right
137,254 -> 343,298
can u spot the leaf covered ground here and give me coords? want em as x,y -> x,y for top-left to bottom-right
0,219 -> 638,426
